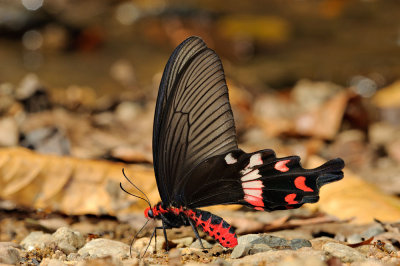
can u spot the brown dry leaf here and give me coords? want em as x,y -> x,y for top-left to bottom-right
294,90 -> 349,139
0,147 -> 157,215
306,156 -> 400,223
217,15 -> 291,44
372,80 -> 400,108
347,236 -> 374,248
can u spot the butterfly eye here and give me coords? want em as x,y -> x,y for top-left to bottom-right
147,209 -> 154,218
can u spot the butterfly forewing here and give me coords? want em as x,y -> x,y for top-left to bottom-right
153,37 -> 238,204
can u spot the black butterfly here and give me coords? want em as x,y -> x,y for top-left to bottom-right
125,36 -> 344,251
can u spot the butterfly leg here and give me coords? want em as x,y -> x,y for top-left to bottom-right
188,218 -> 205,249
161,220 -> 170,251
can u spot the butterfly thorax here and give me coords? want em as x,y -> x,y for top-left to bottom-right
144,202 -> 184,219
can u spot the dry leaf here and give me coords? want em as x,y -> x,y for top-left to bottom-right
0,147 -> 157,215
372,80 -> 400,108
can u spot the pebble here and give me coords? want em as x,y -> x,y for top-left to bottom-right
231,243 -> 251,259
0,244 -> 20,264
209,244 -> 224,256
248,244 -> 272,255
348,224 -> 385,244
322,242 -> 366,263
77,238 -> 130,259
133,236 -> 165,254
289,239 -> 312,250
53,227 -> 85,254
66,252 -> 80,261
40,258 -> 67,266
250,235 -> 289,248
237,234 -> 261,245
168,248 -> 181,266
171,236 -> 194,247
21,231 -> 55,250
190,239 -> 213,249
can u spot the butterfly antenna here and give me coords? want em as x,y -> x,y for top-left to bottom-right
121,168 -> 152,207
120,183 -> 151,207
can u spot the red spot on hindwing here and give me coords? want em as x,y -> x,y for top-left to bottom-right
184,210 -> 238,248
294,176 -> 314,192
274,160 -> 290,172
285,193 -> 298,204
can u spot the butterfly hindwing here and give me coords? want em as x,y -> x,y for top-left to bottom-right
176,149 -> 344,211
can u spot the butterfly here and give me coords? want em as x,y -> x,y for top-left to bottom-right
124,36 -> 344,251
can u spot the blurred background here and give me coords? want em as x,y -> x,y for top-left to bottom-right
1,0 -> 400,246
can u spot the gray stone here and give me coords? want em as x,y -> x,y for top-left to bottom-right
53,227 -> 85,254
230,243 -> 251,259
248,244 -> 272,255
322,242 -> 366,263
0,245 -> 20,264
237,234 -> 262,245
250,235 -> 289,248
20,231 -> 55,250
290,239 -> 312,250
78,238 -> 130,259
361,224 -> 385,239
190,239 -> 213,249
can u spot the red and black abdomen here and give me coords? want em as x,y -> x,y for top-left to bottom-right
184,209 -> 238,248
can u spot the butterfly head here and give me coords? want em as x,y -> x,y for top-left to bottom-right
144,207 -> 154,219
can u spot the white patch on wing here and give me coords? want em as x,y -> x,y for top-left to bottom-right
243,188 -> 263,198
224,153 -> 237,165
241,169 -> 261,182
240,153 -> 263,175
242,180 -> 264,189
249,153 -> 263,167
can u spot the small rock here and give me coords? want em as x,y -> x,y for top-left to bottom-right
40,258 -> 67,266
248,244 -> 272,255
0,117 -> 18,146
237,234 -> 261,245
190,239 -> 213,249
53,227 -> 85,254
133,236 -> 164,254
309,237 -> 342,250
21,231 -> 55,250
231,243 -> 251,259
78,238 -> 130,259
171,237 -> 194,247
322,242 -> 366,263
122,257 -> 139,266
210,244 -> 224,256
290,239 -> 312,250
250,235 -> 289,248
67,252 -> 80,261
115,102 -> 141,123
0,245 -> 20,264
51,250 -> 67,260
168,248 -> 181,266
350,224 -> 389,248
